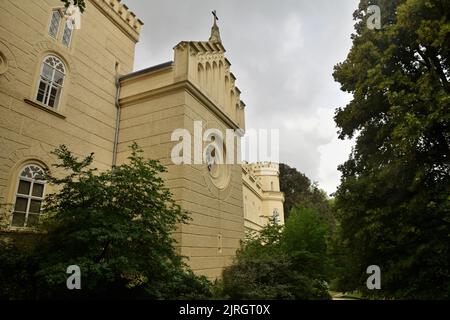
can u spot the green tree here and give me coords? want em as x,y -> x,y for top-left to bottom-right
333,0 -> 450,299
279,163 -> 311,217
0,144 -> 211,299
61,0 -> 86,13
279,163 -> 334,227
0,241 -> 37,300
327,225 -> 361,294
221,208 -> 331,300
221,219 -> 297,299
282,205 -> 331,282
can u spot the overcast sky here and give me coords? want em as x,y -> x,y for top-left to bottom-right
125,0 -> 359,195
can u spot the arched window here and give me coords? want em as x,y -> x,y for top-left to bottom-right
205,62 -> 212,93
36,55 -> 66,108
198,63 -> 204,87
11,164 -> 46,228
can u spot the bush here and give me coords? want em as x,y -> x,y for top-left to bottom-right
220,208 -> 332,300
0,144 -> 212,299
283,205 -> 331,281
0,241 -> 37,300
223,251 -> 322,300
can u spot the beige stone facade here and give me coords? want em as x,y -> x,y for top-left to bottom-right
0,0 -> 283,279
243,162 -> 285,232
0,0 -> 141,204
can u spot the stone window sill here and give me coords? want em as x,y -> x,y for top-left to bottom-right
24,99 -> 66,119
0,226 -> 44,235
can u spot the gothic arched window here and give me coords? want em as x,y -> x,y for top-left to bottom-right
36,55 -> 66,108
11,164 -> 46,228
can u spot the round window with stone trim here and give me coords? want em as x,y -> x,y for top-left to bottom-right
204,135 -> 230,190
0,51 -> 8,75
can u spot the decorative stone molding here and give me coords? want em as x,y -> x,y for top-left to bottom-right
242,162 -> 281,189
202,120 -> 234,201
119,79 -> 242,131
24,99 -> 66,119
1,143 -> 55,205
0,52 -> 7,75
2,144 -> 55,176
29,40 -> 78,82
0,39 -> 17,83
89,0 -> 143,42
173,41 -> 244,122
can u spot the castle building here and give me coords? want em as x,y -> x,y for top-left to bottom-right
0,0 -> 283,279
243,162 -> 285,232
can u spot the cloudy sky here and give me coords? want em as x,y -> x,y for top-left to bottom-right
125,0 -> 359,195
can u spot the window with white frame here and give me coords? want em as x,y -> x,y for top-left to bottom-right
36,55 -> 66,108
62,20 -> 74,47
48,9 -> 62,38
47,8 -> 74,47
11,164 -> 46,228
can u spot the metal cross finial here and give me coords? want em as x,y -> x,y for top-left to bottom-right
209,10 -> 221,43
212,10 -> 219,23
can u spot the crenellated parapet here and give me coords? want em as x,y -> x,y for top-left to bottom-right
247,162 -> 279,175
173,40 -> 246,130
242,160 -> 285,230
242,162 -> 263,190
243,162 -> 281,193
89,0 -> 144,42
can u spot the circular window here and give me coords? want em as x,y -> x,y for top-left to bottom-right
204,135 -> 230,190
0,52 -> 8,75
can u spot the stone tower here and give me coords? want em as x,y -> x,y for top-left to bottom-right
117,15 -> 246,279
242,162 -> 285,231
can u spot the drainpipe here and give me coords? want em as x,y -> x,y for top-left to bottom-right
112,74 -> 121,168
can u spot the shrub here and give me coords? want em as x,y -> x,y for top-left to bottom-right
0,144 -> 212,299
220,211 -> 331,300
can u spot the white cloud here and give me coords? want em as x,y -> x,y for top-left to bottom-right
279,13 -> 304,57
318,136 -> 355,195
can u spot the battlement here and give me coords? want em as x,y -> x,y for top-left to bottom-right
90,0 -> 144,42
242,163 -> 263,190
246,162 -> 279,173
243,162 -> 279,182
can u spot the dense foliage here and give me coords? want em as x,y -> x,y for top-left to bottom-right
279,163 -> 334,227
333,0 -> 450,299
0,144 -> 211,299
61,0 -> 86,13
220,206 -> 332,300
